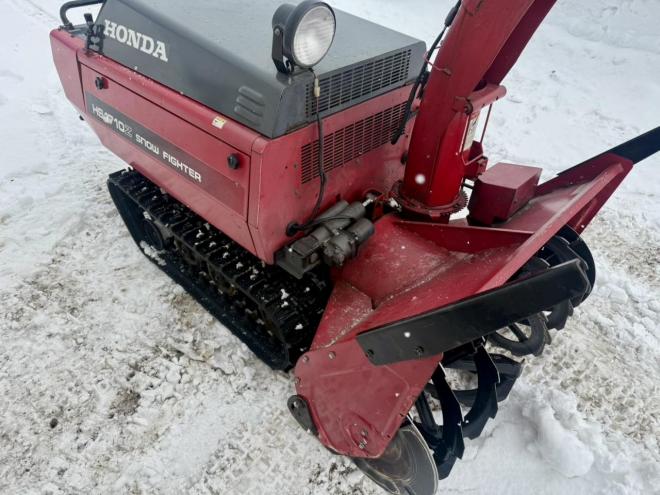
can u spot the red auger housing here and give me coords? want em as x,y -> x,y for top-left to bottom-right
51,0 -> 659,493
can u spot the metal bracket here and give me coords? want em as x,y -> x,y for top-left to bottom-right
84,13 -> 104,53
288,395 -> 318,436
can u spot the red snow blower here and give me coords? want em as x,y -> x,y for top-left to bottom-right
52,0 -> 659,492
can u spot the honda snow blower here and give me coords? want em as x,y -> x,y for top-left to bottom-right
52,0 -> 659,493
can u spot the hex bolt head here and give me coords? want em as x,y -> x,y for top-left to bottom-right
328,352 -> 336,360
95,77 -> 106,90
415,346 -> 425,357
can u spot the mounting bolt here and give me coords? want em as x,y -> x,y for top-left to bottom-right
302,355 -> 309,363
361,430 -> 368,438
95,77 -> 106,90
366,350 -> 375,360
415,346 -> 425,357
358,442 -> 366,450
295,377 -> 301,385
328,352 -> 336,360
227,154 -> 240,170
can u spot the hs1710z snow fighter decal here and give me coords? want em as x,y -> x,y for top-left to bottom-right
87,93 -> 205,184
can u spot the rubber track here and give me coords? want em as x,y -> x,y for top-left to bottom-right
107,169 -> 331,370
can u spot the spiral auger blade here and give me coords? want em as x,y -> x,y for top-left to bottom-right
404,342 -> 523,485
416,365 -> 465,479
455,346 -> 499,440
353,353 -> 510,494
445,352 -> 523,406
488,228 -> 597,358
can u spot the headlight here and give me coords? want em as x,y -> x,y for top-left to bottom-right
292,5 -> 336,67
272,1 -> 337,73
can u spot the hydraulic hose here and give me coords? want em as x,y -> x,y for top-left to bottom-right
391,1 -> 462,144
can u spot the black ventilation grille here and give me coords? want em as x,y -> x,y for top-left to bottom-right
306,50 -> 412,118
301,102 -> 407,184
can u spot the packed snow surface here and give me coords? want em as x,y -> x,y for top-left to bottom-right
1,1 -> 659,494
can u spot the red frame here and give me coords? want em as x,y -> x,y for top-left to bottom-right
290,0 -> 641,460
50,30 -> 414,263
295,153 -> 632,458
402,0 -> 557,212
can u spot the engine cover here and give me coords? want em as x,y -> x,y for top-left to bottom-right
94,0 -> 425,138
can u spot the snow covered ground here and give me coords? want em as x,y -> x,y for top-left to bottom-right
0,0 -> 658,494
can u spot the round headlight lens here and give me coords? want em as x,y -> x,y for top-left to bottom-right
292,5 -> 336,68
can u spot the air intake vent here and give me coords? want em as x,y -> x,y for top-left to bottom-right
306,50 -> 412,118
301,102 -> 407,184
234,85 -> 265,126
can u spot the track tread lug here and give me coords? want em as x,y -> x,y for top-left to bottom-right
107,169 -> 330,370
